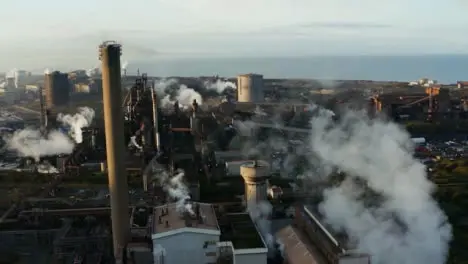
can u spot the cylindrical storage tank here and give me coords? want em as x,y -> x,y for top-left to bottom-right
44,71 -> 70,108
240,160 -> 270,206
237,74 -> 264,103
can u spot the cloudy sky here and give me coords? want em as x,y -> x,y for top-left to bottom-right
1,0 -> 467,70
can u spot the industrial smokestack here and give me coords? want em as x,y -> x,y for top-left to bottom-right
99,41 -> 129,263
38,86 -> 47,130
151,87 -> 160,152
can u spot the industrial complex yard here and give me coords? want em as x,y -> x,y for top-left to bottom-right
0,42 -> 467,264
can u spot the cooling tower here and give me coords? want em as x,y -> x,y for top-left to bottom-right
241,160 -> 271,206
237,74 -> 264,103
99,41 -> 129,263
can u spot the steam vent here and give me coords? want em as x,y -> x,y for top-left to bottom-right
240,160 -> 271,205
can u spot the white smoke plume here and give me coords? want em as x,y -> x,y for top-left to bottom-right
129,136 -> 142,150
121,60 -> 129,75
248,201 -> 275,249
5,69 -> 18,88
154,78 -> 178,95
145,159 -> 194,215
57,107 -> 95,144
204,79 -> 237,93
232,102 -> 451,263
37,161 -> 59,174
306,108 -> 452,264
155,78 -> 236,110
85,65 -> 100,77
232,111 -> 295,173
155,79 -> 203,109
121,61 -> 128,70
44,68 -> 52,75
248,199 -> 285,259
6,129 -> 74,161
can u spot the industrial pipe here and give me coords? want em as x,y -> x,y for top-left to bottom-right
99,41 -> 129,263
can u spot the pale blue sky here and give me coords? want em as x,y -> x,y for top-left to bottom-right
1,0 -> 467,71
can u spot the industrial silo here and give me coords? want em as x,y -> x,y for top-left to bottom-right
44,71 -> 70,108
237,73 -> 264,103
240,160 -> 271,206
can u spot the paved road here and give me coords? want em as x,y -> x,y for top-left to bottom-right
11,105 -> 40,115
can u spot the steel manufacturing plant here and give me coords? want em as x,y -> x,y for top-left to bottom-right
0,42 -> 463,264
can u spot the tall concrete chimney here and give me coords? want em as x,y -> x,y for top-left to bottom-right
150,87 -> 160,152
99,41 -> 129,263
240,160 -> 271,207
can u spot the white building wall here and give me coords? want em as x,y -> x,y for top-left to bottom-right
234,251 -> 268,264
152,231 -> 220,264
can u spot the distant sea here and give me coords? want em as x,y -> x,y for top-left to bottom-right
132,55 -> 468,84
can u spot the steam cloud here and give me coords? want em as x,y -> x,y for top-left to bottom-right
129,136 -> 142,150
145,158 -> 194,215
121,60 -> 129,75
85,65 -> 100,77
37,161 -> 59,174
308,109 -> 452,264
247,200 -> 279,255
6,129 -> 74,161
154,78 -> 237,109
57,107 -> 95,144
155,79 -> 203,109
235,104 -> 452,263
203,79 -> 237,93
5,69 -> 19,88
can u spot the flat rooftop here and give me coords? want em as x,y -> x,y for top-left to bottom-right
153,202 -> 219,235
276,225 -> 327,264
217,211 -> 266,250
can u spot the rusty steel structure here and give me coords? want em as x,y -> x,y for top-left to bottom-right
99,40 -> 130,263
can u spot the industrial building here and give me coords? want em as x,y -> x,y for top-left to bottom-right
44,71 -> 70,108
151,202 -> 268,264
294,205 -> 371,264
